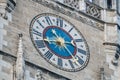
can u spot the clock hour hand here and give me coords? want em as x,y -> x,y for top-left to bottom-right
64,40 -> 75,47
64,45 -> 80,66
43,37 -> 56,44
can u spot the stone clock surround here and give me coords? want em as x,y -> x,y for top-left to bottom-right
1,0 -> 108,80
29,13 -> 90,72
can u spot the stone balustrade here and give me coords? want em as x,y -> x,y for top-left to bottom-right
55,0 -> 102,19
85,1 -> 102,19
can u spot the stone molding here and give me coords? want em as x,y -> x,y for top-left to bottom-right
103,42 -> 119,47
32,0 -> 104,31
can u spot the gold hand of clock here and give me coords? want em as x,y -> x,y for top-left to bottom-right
51,29 -> 65,46
51,29 -> 75,47
44,37 -> 56,43
64,40 -> 75,47
47,29 -> 78,64
63,45 -> 80,66
51,29 -> 59,38
44,37 -> 65,47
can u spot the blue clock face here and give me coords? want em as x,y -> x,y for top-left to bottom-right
30,13 -> 90,72
43,26 -> 76,59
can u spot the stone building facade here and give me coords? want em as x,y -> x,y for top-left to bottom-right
0,0 -> 120,80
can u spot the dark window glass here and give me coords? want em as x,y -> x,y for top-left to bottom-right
117,0 -> 120,14
107,0 -> 112,9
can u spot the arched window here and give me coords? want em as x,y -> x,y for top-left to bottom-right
117,0 -> 120,14
107,0 -> 112,9
89,0 -> 93,2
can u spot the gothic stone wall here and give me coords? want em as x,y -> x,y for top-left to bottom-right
0,52 -> 15,80
0,51 -> 68,80
1,0 -> 109,80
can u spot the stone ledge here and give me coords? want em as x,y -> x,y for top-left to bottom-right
32,0 -> 104,31
103,42 -> 119,47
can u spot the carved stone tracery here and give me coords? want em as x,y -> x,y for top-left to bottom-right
32,0 -> 104,31
64,0 -> 80,10
86,2 -> 101,19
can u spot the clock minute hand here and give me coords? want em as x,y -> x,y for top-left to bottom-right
51,29 -> 59,38
64,45 -> 79,66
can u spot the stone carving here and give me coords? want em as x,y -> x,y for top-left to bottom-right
64,0 -> 79,10
32,0 -> 104,31
36,70 -> 45,80
112,47 -> 120,66
16,34 -> 25,80
86,2 -> 101,19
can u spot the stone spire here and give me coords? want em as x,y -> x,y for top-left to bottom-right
16,34 -> 25,80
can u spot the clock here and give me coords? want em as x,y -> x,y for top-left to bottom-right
30,13 -> 90,72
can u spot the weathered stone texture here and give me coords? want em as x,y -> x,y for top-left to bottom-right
0,54 -> 13,80
1,0 -> 106,80
0,0 -> 118,80
106,11 -> 117,23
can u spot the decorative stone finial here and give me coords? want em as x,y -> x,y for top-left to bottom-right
36,70 -> 45,80
16,33 -> 25,80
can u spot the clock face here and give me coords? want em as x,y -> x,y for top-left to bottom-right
30,13 -> 90,72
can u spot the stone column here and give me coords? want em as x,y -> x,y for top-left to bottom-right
101,9 -> 106,21
112,0 -> 116,10
103,6 -> 120,79
104,24 -> 118,67
79,0 -> 86,12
